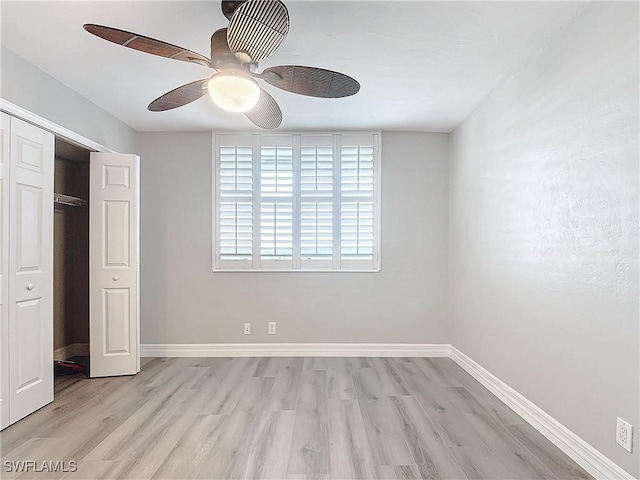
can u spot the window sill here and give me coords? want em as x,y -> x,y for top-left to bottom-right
211,268 -> 381,273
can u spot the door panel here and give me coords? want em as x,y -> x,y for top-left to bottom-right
15,135 -> 45,171
1,113 -> 10,429
104,200 -> 130,267
9,117 -> 54,424
90,153 -> 139,377
103,164 -> 130,188
104,288 -> 131,354
17,184 -> 43,270
15,299 -> 43,391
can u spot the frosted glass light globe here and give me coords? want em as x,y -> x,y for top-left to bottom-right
207,74 -> 260,113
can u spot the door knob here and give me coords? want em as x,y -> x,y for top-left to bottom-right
26,283 -> 34,291
113,275 -> 119,281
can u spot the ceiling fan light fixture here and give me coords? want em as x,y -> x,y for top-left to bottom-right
207,73 -> 260,112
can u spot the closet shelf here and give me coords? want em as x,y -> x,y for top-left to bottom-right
54,193 -> 88,208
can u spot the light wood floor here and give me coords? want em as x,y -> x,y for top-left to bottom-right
1,357 -> 592,480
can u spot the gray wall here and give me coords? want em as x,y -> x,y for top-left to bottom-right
1,46 -> 137,153
138,131 -> 450,344
448,2 -> 639,476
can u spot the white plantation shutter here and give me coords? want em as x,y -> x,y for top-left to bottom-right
214,133 -> 380,271
260,202 -> 293,257
340,135 -> 377,269
260,136 -> 294,269
219,202 -> 253,259
341,201 -> 374,258
340,145 -> 375,197
260,145 -> 293,197
300,201 -> 334,270
299,136 -> 334,269
216,137 -> 254,268
301,202 -> 333,258
301,143 -> 333,198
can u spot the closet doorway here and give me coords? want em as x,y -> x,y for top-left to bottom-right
53,138 -> 141,380
53,139 -> 90,373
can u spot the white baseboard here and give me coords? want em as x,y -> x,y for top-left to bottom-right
140,343 -> 451,358
449,346 -> 635,480
53,343 -> 89,361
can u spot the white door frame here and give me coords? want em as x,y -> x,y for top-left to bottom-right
0,100 -> 116,155
0,113 -> 10,429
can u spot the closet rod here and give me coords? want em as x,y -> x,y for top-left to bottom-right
54,193 -> 88,207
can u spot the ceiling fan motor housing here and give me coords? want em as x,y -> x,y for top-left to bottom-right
210,28 -> 239,70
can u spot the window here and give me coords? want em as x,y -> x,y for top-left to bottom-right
213,133 -> 380,271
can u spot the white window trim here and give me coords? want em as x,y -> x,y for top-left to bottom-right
212,132 -> 382,273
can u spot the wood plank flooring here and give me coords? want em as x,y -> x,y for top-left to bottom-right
0,357 -> 593,480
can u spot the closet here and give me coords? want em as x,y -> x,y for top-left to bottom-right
0,111 -> 140,431
53,139 -> 90,369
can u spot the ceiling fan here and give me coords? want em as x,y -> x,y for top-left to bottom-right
84,0 -> 360,129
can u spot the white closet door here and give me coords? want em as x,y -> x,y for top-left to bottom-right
8,117 -> 54,424
0,113 -> 10,429
89,153 -> 139,377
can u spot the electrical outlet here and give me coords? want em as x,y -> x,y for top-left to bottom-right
268,322 -> 277,335
243,323 -> 251,335
616,417 -> 633,453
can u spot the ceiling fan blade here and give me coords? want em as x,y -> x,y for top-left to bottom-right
221,1 -> 246,20
245,89 -> 282,129
227,0 -> 289,63
261,66 -> 360,98
148,79 -> 209,111
84,24 -> 211,67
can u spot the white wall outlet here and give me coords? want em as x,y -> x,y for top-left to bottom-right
243,323 -> 251,335
268,322 -> 277,335
616,417 -> 633,453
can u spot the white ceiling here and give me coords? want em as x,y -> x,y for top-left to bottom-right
1,1 -> 584,132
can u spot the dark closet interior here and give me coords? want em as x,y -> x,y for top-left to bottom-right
53,138 -> 90,373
